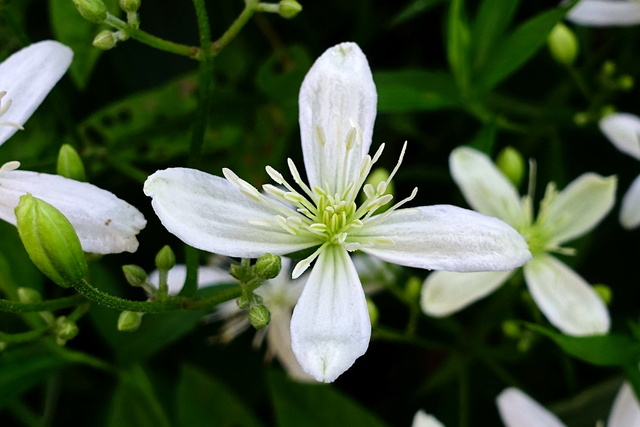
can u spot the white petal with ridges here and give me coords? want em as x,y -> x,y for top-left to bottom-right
357,206 -> 531,272
599,113 -> 640,160
620,174 -> 640,229
290,245 -> 370,383
144,168 -> 315,258
0,40 -> 73,144
608,382 -> 640,427
567,0 -> 640,27
497,387 -> 566,427
421,270 -> 514,317
524,254 -> 610,336
299,42 -> 377,193
0,170 -> 145,253
541,173 -> 616,245
449,146 -> 527,229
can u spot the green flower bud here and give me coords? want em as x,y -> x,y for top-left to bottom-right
496,146 -> 526,188
118,311 -> 143,331
600,105 -> 616,118
17,287 -> 42,304
404,276 -> 422,302
278,0 -> 302,18
593,284 -> 612,305
93,30 -> 118,50
119,0 -> 140,13
56,316 -> 79,342
0,342 -> 6,352
253,253 -> 281,280
602,60 -> 616,77
155,245 -> 176,272
57,144 -> 86,181
547,23 -> 578,66
618,75 -> 634,91
236,294 -> 251,309
122,264 -> 148,287
16,195 -> 88,288
501,320 -> 521,338
248,304 -> 271,329
573,112 -> 590,126
73,0 -> 108,23
366,298 -> 378,327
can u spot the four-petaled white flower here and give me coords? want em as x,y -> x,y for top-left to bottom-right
0,40 -> 146,253
566,0 -> 640,27
497,383 -> 640,427
422,147 -> 615,336
599,112 -> 640,229
144,42 -> 531,382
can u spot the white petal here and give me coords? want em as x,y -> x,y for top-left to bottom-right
620,174 -> 640,229
0,40 -> 73,144
567,0 -> 640,27
298,42 -> 377,192
412,410 -> 445,427
449,146 -> 527,229
266,305 -> 315,382
541,173 -> 616,245
599,112 -> 640,160
608,382 -> 640,427
290,245 -> 370,382
0,170 -> 145,254
421,270 -> 513,317
357,206 -> 531,272
524,255 -> 610,336
147,265 -> 233,295
144,168 -> 315,258
497,388 -> 566,427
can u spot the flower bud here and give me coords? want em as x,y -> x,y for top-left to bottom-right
278,0 -> 302,19
73,0 -> 108,23
254,253 -> 281,280
56,316 -> 79,342
547,23 -> 578,66
118,311 -> 143,331
155,245 -> 176,272
367,298 -> 379,327
501,320 -> 521,338
15,194 -> 88,288
122,264 -> 148,287
496,146 -> 525,188
119,0 -> 140,13
57,144 -> 86,181
593,284 -> 612,305
17,287 -> 42,304
248,304 -> 271,329
404,276 -> 422,302
618,75 -> 634,91
93,30 -> 118,50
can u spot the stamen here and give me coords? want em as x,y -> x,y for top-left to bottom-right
0,161 -> 20,172
345,127 -> 357,151
314,125 -> 326,146
222,168 -> 263,201
292,244 -> 327,278
287,158 -> 316,201
265,166 -> 284,184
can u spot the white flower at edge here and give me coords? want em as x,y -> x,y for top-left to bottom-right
0,40 -> 146,254
412,410 -> 445,427
422,147 -> 615,336
148,259 -> 313,382
566,0 -> 640,27
143,42 -> 531,382
599,112 -> 640,229
497,383 -> 640,427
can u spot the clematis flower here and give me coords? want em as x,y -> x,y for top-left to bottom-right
497,383 -> 640,426
566,0 -> 640,27
599,112 -> 640,229
422,147 -> 615,336
144,42 -> 531,382
0,40 -> 145,253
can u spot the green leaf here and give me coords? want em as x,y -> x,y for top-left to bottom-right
447,0 -> 472,96
176,365 -> 263,427
107,365 -> 172,427
526,323 -> 640,366
255,45 -> 312,106
268,370 -> 389,427
0,345 -> 67,409
475,7 -> 567,93
471,0 -> 520,71
375,69 -> 460,112
389,0 -> 446,27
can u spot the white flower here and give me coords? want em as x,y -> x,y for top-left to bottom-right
144,42 -> 531,382
0,40 -> 146,253
497,383 -> 640,427
412,410 -> 445,427
422,147 -> 615,336
599,112 -> 640,229
566,0 -> 640,27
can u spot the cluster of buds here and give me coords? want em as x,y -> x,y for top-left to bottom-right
72,0 -> 141,50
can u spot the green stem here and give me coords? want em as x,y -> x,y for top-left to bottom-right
0,327 -> 50,343
209,0 -> 260,56
103,14 -> 201,59
0,294 -> 86,313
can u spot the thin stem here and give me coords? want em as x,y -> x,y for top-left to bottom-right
0,327 -> 50,343
209,0 -> 261,56
0,294 -> 86,314
103,14 -> 201,59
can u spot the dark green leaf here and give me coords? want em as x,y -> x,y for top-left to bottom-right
268,370 -> 389,427
176,365 -> 263,427
375,69 -> 460,112
471,0 -> 520,71
389,0 -> 446,27
447,0 -> 471,95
